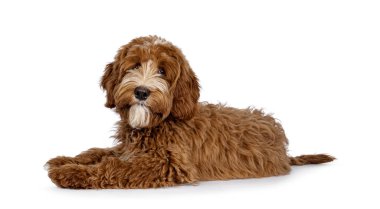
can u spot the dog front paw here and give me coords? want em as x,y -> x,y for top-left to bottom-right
48,164 -> 93,189
45,156 -> 76,170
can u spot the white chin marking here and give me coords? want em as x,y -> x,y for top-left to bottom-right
129,104 -> 151,128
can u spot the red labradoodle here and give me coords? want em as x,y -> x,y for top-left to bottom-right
46,36 -> 334,189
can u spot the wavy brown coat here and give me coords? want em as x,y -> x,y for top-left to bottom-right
46,36 -> 334,189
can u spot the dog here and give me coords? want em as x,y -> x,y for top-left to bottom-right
46,36 -> 334,189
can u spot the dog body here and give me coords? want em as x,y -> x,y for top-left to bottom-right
175,103 -> 291,180
46,36 -> 334,189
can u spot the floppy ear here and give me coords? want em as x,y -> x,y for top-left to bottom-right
100,62 -> 118,108
100,40 -> 137,108
171,61 -> 200,119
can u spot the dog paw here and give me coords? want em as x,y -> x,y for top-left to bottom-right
45,156 -> 76,170
48,164 -> 93,189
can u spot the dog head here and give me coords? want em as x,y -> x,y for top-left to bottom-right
100,36 -> 200,128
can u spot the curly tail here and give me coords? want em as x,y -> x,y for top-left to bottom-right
289,154 -> 335,166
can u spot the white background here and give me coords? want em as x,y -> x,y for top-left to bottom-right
0,0 -> 379,208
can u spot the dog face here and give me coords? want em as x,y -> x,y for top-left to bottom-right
101,36 -> 200,128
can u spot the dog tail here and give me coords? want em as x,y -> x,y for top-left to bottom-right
289,154 -> 335,166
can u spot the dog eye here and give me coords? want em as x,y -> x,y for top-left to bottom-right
131,63 -> 141,70
158,68 -> 165,75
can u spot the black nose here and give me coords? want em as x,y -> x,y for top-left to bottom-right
134,86 -> 150,100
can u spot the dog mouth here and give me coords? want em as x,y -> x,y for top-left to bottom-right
129,102 -> 164,118
137,101 -> 146,106
123,100 -> 146,109
128,101 -> 149,110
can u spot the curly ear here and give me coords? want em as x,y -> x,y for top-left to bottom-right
99,39 -> 138,108
100,62 -> 118,108
171,61 -> 200,119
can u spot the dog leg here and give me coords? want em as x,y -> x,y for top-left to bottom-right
45,145 -> 123,170
48,155 -> 196,189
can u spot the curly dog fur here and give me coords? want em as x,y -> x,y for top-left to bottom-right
46,36 -> 334,189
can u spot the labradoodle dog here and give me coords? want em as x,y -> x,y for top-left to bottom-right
46,36 -> 334,189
